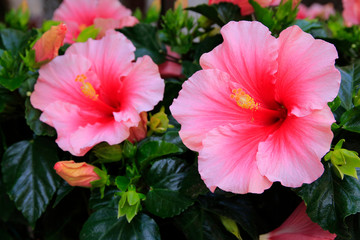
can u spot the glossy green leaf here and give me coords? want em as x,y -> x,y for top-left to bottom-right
194,34 -> 223,62
249,0 -> 274,29
296,162 -> 360,237
137,140 -> 184,167
175,205 -> 239,240
25,98 -> 56,137
145,158 -> 194,218
340,107 -> 360,133
89,188 -> 119,211
338,63 -> 360,110
115,176 -> 130,192
80,208 -> 160,240
119,24 -> 165,64
0,28 -> 26,53
187,3 -> 241,26
1,137 -> 61,227
92,142 -> 122,163
198,193 -> 260,239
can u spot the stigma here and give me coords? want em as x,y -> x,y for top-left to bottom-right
75,74 -> 98,100
230,88 -> 259,110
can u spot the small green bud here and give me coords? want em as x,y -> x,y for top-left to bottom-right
148,106 -> 174,135
122,140 -> 137,159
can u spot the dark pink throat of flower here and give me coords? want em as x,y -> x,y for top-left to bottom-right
75,73 -> 120,114
230,88 -> 288,124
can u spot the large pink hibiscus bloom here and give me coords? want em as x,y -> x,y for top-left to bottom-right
53,0 -> 138,43
260,202 -> 336,239
342,0 -> 360,27
170,21 -> 340,194
31,31 -> 164,156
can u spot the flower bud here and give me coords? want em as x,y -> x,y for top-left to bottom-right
159,46 -> 182,79
127,112 -> 148,143
32,23 -> 67,63
148,106 -> 173,135
54,160 -> 104,188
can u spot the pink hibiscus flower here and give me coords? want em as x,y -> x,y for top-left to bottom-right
342,0 -> 360,27
53,0 -> 138,43
31,31 -> 164,156
170,21 -> 340,194
260,202 -> 336,240
297,3 -> 335,20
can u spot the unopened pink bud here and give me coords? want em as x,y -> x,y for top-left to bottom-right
54,160 -> 101,188
33,23 -> 67,63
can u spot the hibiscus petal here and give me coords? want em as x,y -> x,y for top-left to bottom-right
66,31 -> 136,106
200,21 -> 279,109
199,124 -> 274,194
53,0 -> 96,26
276,25 -> 340,117
261,202 -> 336,240
257,107 -> 335,187
40,101 -> 102,156
70,120 -> 131,156
117,55 -> 164,115
96,0 -> 132,19
170,69 -> 253,151
31,54 -> 95,111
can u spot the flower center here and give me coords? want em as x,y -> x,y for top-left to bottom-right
75,74 -> 98,100
230,88 -> 259,110
79,24 -> 87,32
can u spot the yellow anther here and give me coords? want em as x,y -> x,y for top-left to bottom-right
75,74 -> 98,100
75,74 -> 87,83
81,82 -> 98,100
230,88 -> 259,110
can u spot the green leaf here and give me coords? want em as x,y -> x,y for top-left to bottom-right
89,188 -> 119,211
338,63 -> 360,110
198,193 -> 260,239
145,158 -> 194,218
76,25 -> 100,42
175,205 -> 239,240
25,98 -> 56,136
115,176 -> 130,192
340,107 -> 360,133
119,24 -> 165,64
80,208 -> 160,240
194,34 -> 223,62
1,137 -> 61,227
137,140 -> 184,167
249,0 -> 274,29
296,163 -> 360,237
0,29 -> 27,53
92,142 -> 122,163
187,3 -> 241,26
182,60 -> 201,78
